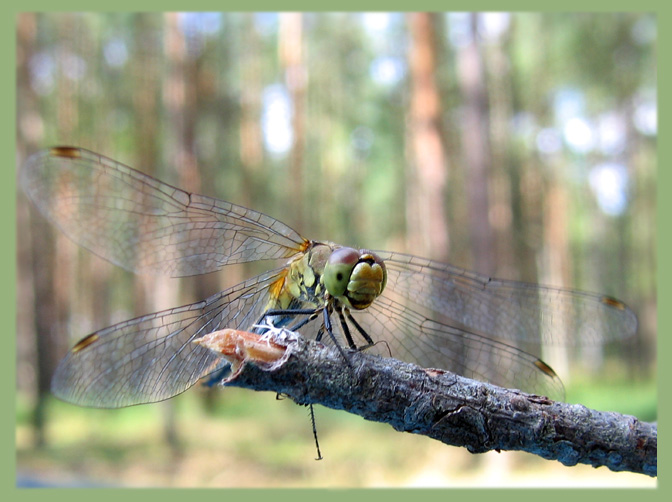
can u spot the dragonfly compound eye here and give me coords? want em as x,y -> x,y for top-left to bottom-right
346,251 -> 387,309
324,247 -> 361,297
324,248 -> 387,310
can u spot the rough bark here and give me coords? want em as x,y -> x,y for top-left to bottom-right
204,329 -> 657,477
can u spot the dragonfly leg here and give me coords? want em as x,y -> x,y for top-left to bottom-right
336,307 -> 357,349
254,306 -> 356,368
322,306 -> 353,368
345,310 -> 375,346
254,308 -> 318,333
314,324 -> 325,342
288,312 -> 320,332
344,309 -> 392,357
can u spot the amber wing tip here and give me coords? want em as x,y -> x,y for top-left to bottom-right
71,333 -> 100,353
601,295 -> 627,311
49,146 -> 82,158
533,358 -> 559,379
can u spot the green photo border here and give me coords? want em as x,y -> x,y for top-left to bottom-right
5,1 -> 664,499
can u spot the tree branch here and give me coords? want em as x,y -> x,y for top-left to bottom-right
196,329 -> 657,477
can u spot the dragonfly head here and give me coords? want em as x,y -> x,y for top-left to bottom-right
323,247 -> 387,310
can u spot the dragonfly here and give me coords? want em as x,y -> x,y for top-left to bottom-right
20,146 -> 638,408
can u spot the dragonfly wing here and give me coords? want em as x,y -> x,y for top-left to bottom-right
375,251 -> 637,346
20,147 -> 309,277
51,269 -> 287,408
350,295 -> 566,400
267,282 -> 566,398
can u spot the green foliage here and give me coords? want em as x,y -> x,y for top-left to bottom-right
567,375 -> 657,422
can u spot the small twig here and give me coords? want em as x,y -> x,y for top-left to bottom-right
196,329 -> 657,477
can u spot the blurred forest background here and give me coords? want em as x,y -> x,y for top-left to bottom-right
16,12 -> 656,487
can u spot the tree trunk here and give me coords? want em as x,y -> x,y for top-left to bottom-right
280,13 -> 306,231
407,12 -> 449,262
457,13 -> 495,276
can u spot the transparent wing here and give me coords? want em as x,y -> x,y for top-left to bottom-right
375,251 -> 637,346
20,147 -> 309,277
282,294 -> 565,399
22,147 -> 637,403
51,268 -> 288,408
306,249 -> 638,399
352,296 -> 566,399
